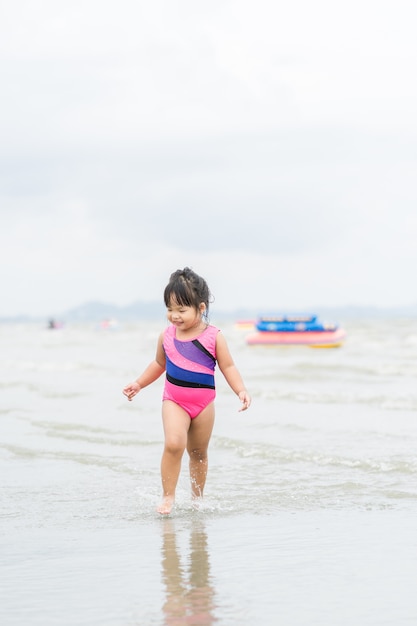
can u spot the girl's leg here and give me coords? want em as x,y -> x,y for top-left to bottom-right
187,403 -> 215,500
159,401 -> 191,514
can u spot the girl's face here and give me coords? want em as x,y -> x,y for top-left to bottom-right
166,298 -> 205,332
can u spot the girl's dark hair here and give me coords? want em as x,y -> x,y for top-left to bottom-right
163,267 -> 212,314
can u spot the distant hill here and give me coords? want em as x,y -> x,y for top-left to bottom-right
1,300 -> 417,323
62,300 -> 166,322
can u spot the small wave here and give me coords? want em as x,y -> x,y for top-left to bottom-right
15,418 -> 160,449
213,436 -> 417,475
256,387 -> 417,411
0,442 -> 155,476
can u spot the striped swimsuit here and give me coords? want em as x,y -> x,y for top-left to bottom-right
162,324 -> 219,419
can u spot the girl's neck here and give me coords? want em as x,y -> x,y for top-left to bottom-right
175,320 -> 207,340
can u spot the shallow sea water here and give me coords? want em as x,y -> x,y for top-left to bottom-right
1,318 -> 417,624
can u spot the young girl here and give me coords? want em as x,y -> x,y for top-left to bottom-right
123,267 -> 251,515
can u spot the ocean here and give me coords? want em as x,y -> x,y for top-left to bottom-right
1,318 -> 417,625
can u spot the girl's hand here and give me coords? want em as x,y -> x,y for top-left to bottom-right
123,382 -> 140,401
238,390 -> 251,412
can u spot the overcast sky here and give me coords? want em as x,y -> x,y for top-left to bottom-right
2,0 -> 417,317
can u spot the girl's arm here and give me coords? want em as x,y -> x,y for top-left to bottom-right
216,332 -> 251,411
123,333 -> 166,401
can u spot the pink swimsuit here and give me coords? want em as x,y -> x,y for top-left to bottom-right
162,324 -> 219,419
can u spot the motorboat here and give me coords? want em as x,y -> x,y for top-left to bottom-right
246,315 -> 346,347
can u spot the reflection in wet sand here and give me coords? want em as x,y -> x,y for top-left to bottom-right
161,519 -> 217,625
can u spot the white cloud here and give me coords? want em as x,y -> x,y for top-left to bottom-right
1,1 -> 417,316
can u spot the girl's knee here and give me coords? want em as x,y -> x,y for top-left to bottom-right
164,439 -> 185,457
188,447 -> 207,462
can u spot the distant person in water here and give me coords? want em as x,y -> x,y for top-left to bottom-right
48,319 -> 63,329
123,267 -> 251,515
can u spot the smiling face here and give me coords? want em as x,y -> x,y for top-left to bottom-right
166,297 -> 206,334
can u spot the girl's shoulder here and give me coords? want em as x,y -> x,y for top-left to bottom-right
163,324 -> 175,338
198,324 -> 220,357
204,324 -> 220,338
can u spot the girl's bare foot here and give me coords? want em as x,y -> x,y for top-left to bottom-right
157,496 -> 174,515
191,496 -> 203,510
